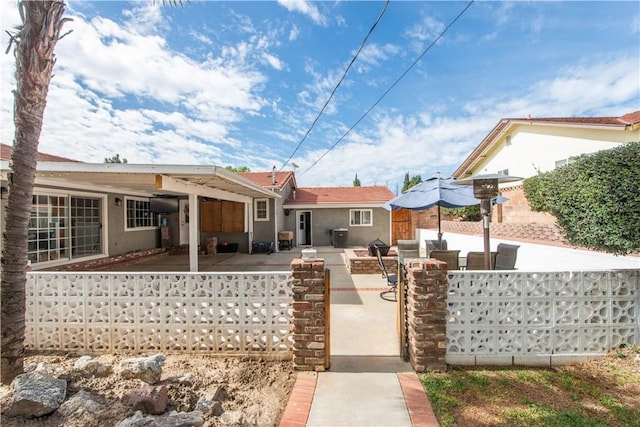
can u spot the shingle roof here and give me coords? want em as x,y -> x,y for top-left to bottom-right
240,171 -> 295,189
1,143 -> 82,163
285,186 -> 395,205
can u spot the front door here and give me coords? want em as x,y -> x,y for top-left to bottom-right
179,199 -> 190,246
297,211 -> 312,246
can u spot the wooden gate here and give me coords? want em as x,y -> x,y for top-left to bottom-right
391,209 -> 412,245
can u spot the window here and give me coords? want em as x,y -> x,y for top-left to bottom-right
497,169 -> 509,175
255,199 -> 269,221
350,209 -> 372,226
28,193 -> 104,264
126,197 -> 159,230
555,157 -> 577,169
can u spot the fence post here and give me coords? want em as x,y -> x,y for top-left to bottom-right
290,258 -> 327,371
405,258 -> 448,372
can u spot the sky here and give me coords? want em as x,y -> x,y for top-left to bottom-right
1,1 -> 638,193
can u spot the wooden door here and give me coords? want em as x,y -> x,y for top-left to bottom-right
391,209 -> 412,245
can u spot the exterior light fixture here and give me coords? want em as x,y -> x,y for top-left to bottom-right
114,197 -> 123,206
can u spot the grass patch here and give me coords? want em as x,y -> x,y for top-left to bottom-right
420,347 -> 640,427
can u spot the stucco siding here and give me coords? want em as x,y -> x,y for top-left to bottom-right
478,125 -> 637,179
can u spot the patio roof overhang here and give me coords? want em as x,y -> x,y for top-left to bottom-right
0,161 -> 280,202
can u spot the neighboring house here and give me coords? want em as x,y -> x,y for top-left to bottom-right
0,144 -> 279,271
452,110 -> 640,225
281,186 -> 396,247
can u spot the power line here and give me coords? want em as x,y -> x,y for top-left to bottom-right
279,0 -> 390,172
299,0 -> 475,176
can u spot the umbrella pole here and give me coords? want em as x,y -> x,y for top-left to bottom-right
481,199 -> 492,269
437,204 -> 442,243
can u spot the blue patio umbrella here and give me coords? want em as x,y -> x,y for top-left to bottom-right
385,176 -> 507,242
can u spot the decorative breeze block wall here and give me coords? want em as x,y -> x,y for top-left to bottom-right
26,272 -> 294,358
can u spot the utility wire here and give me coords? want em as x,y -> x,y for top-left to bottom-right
300,0 -> 475,176
279,0 -> 390,172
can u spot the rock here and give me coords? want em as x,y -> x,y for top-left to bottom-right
57,389 -> 104,418
24,362 -> 61,376
156,410 -> 205,427
120,354 -> 166,384
122,385 -> 168,415
194,396 -> 223,417
74,355 -> 112,377
9,372 -> 67,417
117,410 -> 155,427
117,410 -> 204,427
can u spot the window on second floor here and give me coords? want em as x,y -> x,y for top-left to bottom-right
350,209 -> 372,226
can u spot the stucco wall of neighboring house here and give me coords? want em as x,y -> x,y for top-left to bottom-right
107,194 -> 160,256
475,125 -> 636,179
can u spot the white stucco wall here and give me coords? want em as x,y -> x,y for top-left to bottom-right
475,124 -> 639,179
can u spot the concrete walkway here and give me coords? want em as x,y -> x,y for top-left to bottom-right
280,249 -> 439,427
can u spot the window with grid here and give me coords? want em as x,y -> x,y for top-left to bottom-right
255,199 -> 269,221
126,198 -> 159,229
350,209 -> 372,226
28,194 -> 69,264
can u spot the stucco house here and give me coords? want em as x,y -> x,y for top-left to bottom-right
0,144 -> 279,271
1,144 -> 397,270
280,186 -> 396,247
419,110 -> 640,239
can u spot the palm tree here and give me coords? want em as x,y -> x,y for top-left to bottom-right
1,0 -> 70,384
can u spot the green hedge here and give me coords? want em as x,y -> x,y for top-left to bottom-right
523,142 -> 640,255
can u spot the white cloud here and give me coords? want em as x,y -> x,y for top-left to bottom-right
355,43 -> 401,72
296,56 -> 640,188
405,15 -> 445,52
289,24 -> 300,41
277,0 -> 327,26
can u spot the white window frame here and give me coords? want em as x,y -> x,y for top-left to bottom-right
125,196 -> 160,231
349,209 -> 373,227
254,198 -> 269,222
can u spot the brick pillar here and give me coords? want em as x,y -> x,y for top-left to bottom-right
290,258 -> 327,372
405,258 -> 448,372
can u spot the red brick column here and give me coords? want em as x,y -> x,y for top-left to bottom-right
405,258 -> 448,372
290,258 -> 327,372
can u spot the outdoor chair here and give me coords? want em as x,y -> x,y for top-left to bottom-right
429,249 -> 461,270
397,239 -> 420,263
375,245 -> 398,301
465,251 -> 497,270
425,239 -> 447,257
495,243 -> 520,270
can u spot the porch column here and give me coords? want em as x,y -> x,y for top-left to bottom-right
188,193 -> 199,272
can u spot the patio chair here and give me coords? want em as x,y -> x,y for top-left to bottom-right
429,249 -> 461,270
425,239 -> 447,257
495,243 -> 520,270
375,245 -> 398,301
465,251 -> 497,270
397,239 -> 420,263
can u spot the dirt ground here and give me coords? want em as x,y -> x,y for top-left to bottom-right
0,352 -> 295,427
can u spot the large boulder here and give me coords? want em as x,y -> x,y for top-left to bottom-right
119,354 -> 165,384
9,372 -> 67,417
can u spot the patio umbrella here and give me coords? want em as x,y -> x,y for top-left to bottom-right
385,176 -> 506,242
